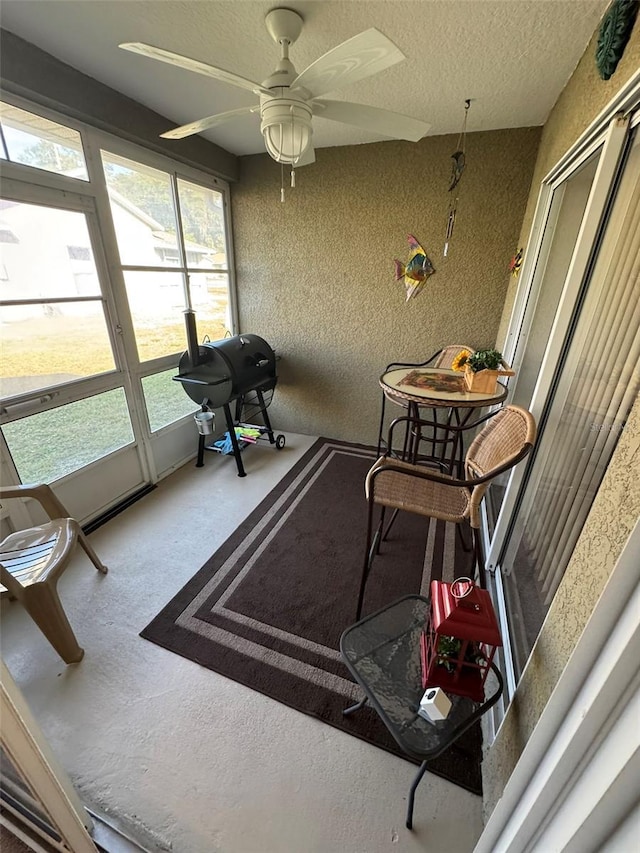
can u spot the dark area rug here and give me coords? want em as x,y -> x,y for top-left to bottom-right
140,437 -> 482,793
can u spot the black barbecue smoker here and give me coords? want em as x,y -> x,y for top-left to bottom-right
173,309 -> 285,477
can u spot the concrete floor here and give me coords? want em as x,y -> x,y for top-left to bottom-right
1,433 -> 485,853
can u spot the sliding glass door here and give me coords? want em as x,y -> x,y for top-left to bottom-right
485,151 -> 601,538
488,108 -> 640,687
501,129 -> 639,675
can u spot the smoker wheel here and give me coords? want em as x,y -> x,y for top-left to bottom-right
275,434 -> 286,450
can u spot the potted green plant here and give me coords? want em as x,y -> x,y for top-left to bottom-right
452,348 -> 515,393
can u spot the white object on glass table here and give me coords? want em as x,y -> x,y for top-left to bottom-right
418,687 -> 452,722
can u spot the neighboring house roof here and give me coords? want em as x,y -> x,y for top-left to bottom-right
0,179 -> 218,260
106,188 -> 217,259
0,221 -> 19,243
107,185 -> 165,231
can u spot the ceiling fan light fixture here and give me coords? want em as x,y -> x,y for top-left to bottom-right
261,99 -> 313,164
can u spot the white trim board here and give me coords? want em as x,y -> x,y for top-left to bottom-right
1,661 -> 97,852
474,520 -> 640,853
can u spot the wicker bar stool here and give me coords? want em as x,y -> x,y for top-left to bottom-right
357,405 -> 536,619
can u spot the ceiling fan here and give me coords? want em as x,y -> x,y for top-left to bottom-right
119,7 -> 430,167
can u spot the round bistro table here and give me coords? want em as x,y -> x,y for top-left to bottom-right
379,366 -> 509,474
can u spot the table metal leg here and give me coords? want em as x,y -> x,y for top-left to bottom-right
342,695 -> 369,716
407,402 -> 422,462
406,760 -> 429,830
377,392 -> 388,457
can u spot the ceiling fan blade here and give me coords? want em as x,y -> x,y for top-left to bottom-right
119,42 -> 270,95
295,145 -> 316,167
160,107 -> 258,140
291,29 -> 404,98
313,99 -> 430,142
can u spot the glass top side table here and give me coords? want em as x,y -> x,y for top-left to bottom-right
340,595 -> 503,830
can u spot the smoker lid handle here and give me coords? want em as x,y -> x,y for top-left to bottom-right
173,374 -> 229,386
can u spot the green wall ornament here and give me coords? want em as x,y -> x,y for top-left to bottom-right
595,0 -> 639,80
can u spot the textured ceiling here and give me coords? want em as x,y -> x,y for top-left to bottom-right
1,0 -> 609,156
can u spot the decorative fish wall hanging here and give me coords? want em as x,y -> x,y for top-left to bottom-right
393,234 -> 436,301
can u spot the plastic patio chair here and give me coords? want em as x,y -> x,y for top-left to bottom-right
0,483 -> 108,663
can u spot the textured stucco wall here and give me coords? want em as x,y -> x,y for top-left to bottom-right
484,14 -> 640,818
496,16 -> 640,349
231,127 -> 540,445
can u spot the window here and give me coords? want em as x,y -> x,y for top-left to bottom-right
102,151 -> 232,365
0,101 -> 88,180
2,389 -> 134,483
141,368 -> 198,432
486,153 -> 601,536
0,202 -> 115,399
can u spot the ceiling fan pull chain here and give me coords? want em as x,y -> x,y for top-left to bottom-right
289,104 -> 296,188
281,162 -> 285,202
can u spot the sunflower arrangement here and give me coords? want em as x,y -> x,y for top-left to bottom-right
453,348 -> 505,373
451,349 -> 472,372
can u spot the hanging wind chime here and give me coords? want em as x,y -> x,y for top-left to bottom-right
444,99 -> 471,257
